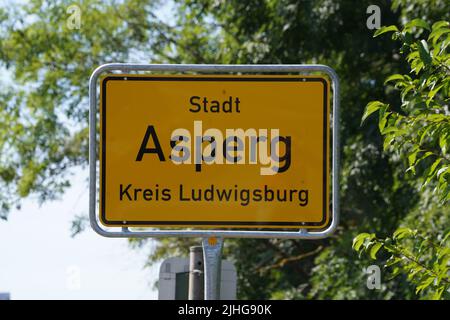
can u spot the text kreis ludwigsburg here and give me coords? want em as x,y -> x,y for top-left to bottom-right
135,95 -> 292,175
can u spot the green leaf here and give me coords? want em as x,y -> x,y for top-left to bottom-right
429,28 -> 450,45
442,231 -> 450,243
432,21 -> 450,30
431,286 -> 446,300
390,267 -> 401,278
405,19 -> 431,31
425,114 -> 446,121
408,268 -> 422,281
415,151 -> 434,167
437,166 -> 449,179
383,134 -> 395,151
370,242 -> 383,260
385,256 -> 401,267
384,74 -> 404,85
373,25 -> 399,38
427,84 -> 444,102
420,125 -> 432,144
430,158 -> 443,176
418,40 -> 432,66
353,233 -> 373,251
416,277 -> 435,294
408,147 -> 420,167
378,104 -> 390,132
407,50 -> 419,63
393,227 -> 414,240
423,158 -> 443,187
361,101 -> 385,125
439,133 -> 448,154
401,84 -> 415,102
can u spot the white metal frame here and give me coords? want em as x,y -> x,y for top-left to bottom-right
89,63 -> 340,239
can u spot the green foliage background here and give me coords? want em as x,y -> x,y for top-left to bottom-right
0,0 -> 448,299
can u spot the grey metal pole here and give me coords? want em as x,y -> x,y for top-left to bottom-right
202,237 -> 224,300
188,246 -> 204,300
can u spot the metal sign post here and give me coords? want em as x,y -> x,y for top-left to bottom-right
188,246 -> 204,300
202,237 -> 224,300
89,64 -> 340,300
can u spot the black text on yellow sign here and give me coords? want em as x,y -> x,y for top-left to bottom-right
100,75 -> 330,229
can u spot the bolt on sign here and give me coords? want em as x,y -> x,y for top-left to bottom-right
100,74 -> 330,229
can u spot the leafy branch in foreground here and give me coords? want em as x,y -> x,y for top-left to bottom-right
356,19 -> 450,300
362,19 -> 450,202
353,228 -> 450,299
